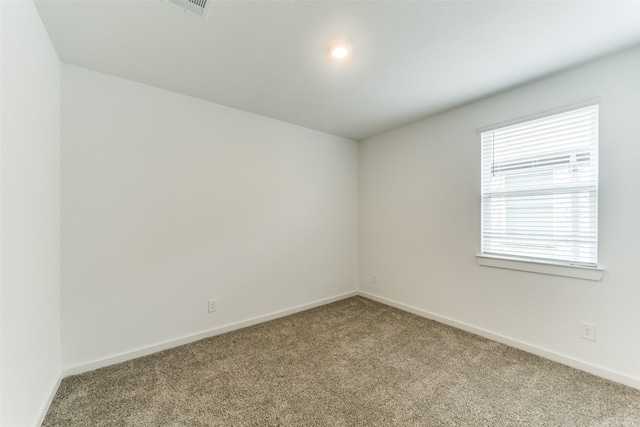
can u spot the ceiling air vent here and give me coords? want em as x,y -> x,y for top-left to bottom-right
169,0 -> 209,17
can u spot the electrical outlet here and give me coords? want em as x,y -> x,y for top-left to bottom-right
208,299 -> 217,313
372,273 -> 378,284
580,322 -> 596,341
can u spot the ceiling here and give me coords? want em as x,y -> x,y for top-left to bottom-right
35,0 -> 640,141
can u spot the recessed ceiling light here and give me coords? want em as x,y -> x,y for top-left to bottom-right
329,44 -> 351,60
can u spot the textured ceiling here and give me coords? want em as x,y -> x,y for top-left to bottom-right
35,0 -> 640,141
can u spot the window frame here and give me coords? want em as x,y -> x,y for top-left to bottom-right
476,100 -> 604,280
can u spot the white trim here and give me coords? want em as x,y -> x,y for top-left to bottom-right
33,370 -> 62,427
476,254 -> 604,281
358,291 -> 639,390
477,97 -> 601,134
62,291 -> 358,377
60,288 -> 638,394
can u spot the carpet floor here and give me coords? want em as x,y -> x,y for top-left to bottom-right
43,296 -> 640,426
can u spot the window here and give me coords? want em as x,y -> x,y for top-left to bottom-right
480,105 -> 599,268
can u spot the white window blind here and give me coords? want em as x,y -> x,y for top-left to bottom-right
481,105 -> 599,267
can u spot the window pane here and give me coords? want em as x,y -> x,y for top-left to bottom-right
480,105 -> 598,267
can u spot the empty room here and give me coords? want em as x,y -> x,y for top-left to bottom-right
2,0 -> 640,426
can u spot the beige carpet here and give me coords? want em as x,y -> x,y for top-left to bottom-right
44,296 -> 640,426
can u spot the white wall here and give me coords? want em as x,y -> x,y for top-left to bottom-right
359,46 -> 640,386
0,1 -> 62,426
61,64 -> 359,370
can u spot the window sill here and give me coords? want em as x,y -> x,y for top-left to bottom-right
476,254 -> 604,281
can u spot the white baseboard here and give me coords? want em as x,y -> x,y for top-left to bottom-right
33,370 -> 62,427
358,291 -> 640,390
63,291 -> 358,377
61,289 -> 639,391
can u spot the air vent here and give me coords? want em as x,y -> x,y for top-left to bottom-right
169,0 -> 209,17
